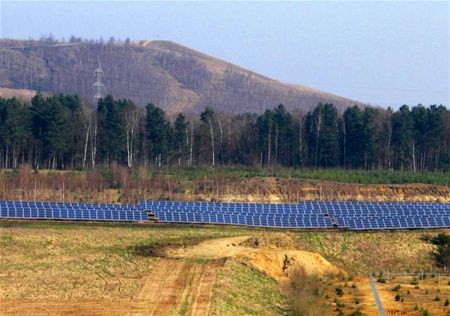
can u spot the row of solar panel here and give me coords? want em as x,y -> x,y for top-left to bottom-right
156,212 -> 333,228
147,206 -> 450,215
0,206 -> 141,212
0,209 -> 148,221
141,202 -> 450,211
342,218 -> 450,230
152,211 -> 334,220
141,200 -> 450,207
0,201 -> 138,208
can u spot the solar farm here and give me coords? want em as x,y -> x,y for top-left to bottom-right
1,199 -> 450,230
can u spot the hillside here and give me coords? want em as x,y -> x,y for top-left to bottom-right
0,39 -> 365,114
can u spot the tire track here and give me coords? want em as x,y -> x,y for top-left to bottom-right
187,260 -> 223,316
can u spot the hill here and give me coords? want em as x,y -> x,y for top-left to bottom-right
0,38 -> 365,114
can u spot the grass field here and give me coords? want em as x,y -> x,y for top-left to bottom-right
1,221 -> 449,315
150,166 -> 450,186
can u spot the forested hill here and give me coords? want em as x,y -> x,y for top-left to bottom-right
0,38 -> 365,114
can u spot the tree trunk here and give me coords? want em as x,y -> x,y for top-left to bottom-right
209,120 -> 215,166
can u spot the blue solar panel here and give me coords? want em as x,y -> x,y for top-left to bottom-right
2,199 -> 450,230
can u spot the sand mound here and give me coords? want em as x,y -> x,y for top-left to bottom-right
166,234 -> 345,281
236,250 -> 345,281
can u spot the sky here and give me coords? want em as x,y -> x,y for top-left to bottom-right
0,1 -> 449,107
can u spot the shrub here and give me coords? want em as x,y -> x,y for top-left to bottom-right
422,309 -> 429,316
336,301 -> 345,308
355,299 -> 360,305
350,311 -> 363,316
407,290 -> 410,295
391,284 -> 401,291
351,283 -> 357,289
415,285 -> 420,289
433,295 -> 440,301
335,287 -> 344,296
395,294 -> 401,301
411,277 -> 419,285
444,298 -> 449,306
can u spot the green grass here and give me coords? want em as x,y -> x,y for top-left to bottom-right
147,166 -> 450,185
210,260 -> 289,315
294,230 -> 441,274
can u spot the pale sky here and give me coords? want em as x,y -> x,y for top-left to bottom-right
1,1 -> 449,107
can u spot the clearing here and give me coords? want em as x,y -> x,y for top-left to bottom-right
1,221 -> 449,315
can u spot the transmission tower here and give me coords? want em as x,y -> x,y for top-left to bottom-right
93,62 -> 104,104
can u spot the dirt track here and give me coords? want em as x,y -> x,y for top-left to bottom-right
0,258 -> 223,316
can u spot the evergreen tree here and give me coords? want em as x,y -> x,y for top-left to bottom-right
392,105 -> 413,170
318,103 -> 339,168
173,113 -> 188,166
96,96 -> 127,165
146,103 -> 170,166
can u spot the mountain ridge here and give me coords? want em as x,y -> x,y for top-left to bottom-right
0,38 -> 366,114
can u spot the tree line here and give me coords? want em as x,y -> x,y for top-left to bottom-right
0,93 -> 449,172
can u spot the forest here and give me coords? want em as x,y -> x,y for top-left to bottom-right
0,93 -> 449,172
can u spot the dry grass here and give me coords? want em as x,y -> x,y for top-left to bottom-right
294,230 -> 450,275
0,221 -> 250,300
376,275 -> 450,315
1,221 -> 449,316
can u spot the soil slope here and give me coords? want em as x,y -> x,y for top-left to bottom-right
166,235 -> 345,281
0,39 -> 365,114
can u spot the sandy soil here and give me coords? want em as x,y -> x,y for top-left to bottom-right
376,276 -> 450,316
166,235 -> 345,281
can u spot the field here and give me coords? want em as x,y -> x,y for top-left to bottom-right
1,221 -> 449,315
376,275 -> 450,315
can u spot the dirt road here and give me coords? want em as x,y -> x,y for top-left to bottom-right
1,258 -> 223,316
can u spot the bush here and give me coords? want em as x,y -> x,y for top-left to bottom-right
444,298 -> 449,306
411,277 -> 419,285
433,295 -> 440,301
355,299 -> 360,305
391,284 -> 401,291
336,301 -> 345,308
395,294 -> 401,301
335,287 -> 344,296
350,311 -> 363,316
415,285 -> 420,289
422,309 -> 429,316
351,283 -> 357,289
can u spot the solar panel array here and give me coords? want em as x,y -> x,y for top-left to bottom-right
0,201 -> 147,221
140,200 -> 333,228
140,200 -> 450,230
1,199 -> 450,230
